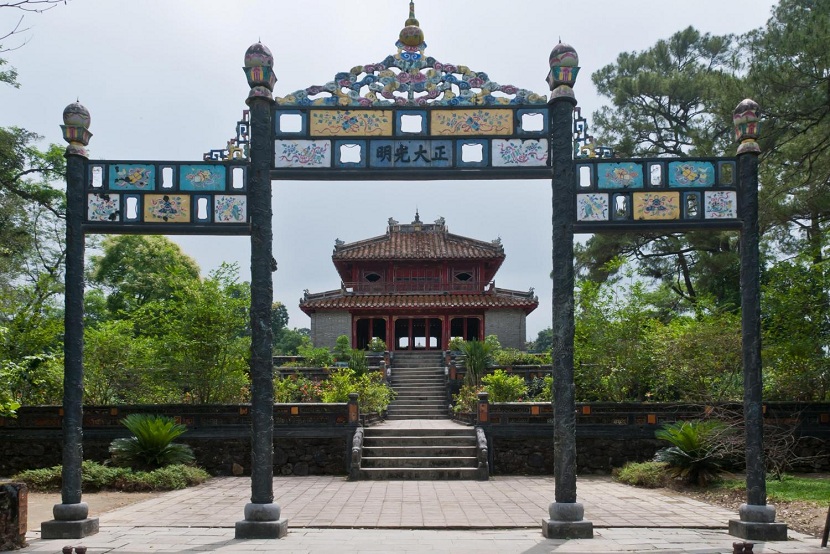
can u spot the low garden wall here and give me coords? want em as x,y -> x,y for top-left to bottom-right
2,402 -> 828,477
464,401 -> 830,475
0,404 -> 360,477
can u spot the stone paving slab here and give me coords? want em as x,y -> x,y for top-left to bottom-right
23,527 -> 825,553
24,475 -> 826,552
94,475 -> 738,529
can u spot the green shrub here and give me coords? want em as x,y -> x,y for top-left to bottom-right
482,369 -> 527,402
368,337 -> 387,352
528,375 -> 553,401
109,413 -> 195,471
452,383 -> 482,413
297,344 -> 333,367
448,337 -> 466,351
13,460 -> 209,492
348,349 -> 368,377
654,420 -> 732,486
354,371 -> 396,413
320,368 -> 356,403
333,335 -> 351,361
275,373 -> 316,403
493,348 -> 548,367
613,461 -> 668,488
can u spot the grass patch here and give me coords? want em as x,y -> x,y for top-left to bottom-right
13,460 -> 209,492
613,461 -> 669,488
716,475 -> 830,504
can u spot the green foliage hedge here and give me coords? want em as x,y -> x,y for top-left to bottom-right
14,460 -> 209,492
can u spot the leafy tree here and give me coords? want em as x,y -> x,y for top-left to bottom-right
274,327 -> 310,355
134,264 -> 250,404
582,27 -> 744,307
89,236 -> 200,316
270,301 -> 289,348
530,328 -> 552,353
761,256 -> 830,401
744,0 -> 830,262
84,320 -> 153,405
653,311 -> 743,402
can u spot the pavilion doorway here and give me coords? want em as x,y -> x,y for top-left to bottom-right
393,317 -> 443,350
355,317 -> 387,350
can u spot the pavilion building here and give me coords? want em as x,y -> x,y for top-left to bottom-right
299,213 -> 538,350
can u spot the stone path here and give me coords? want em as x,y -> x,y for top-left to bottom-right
94,475 -> 736,529
23,474 -> 826,552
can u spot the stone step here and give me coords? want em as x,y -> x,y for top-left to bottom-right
391,386 -> 446,393
363,428 -> 474,438
363,443 -> 476,458
388,403 -> 447,411
361,456 -> 477,469
383,413 -> 450,420
389,398 -> 447,405
387,404 -> 447,415
358,467 -> 479,480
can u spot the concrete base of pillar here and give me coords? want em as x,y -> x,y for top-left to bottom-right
40,518 -> 99,540
728,519 -> 788,541
234,519 -> 288,539
542,518 -> 594,539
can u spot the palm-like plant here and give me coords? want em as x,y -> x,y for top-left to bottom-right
109,414 -> 194,471
461,339 -> 494,387
654,419 -> 731,486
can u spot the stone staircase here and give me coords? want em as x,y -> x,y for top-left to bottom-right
386,351 -> 448,420
351,352 -> 488,480
357,425 -> 484,480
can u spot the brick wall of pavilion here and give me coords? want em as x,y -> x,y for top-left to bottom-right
485,309 -> 527,349
310,310 -> 351,348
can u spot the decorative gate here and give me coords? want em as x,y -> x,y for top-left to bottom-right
48,1 -> 779,543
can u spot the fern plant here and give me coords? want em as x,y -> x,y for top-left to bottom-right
109,413 -> 194,471
654,419 -> 731,486
461,339 -> 494,387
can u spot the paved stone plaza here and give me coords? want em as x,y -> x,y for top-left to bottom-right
24,475 -> 825,553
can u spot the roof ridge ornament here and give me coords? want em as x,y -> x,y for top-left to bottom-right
275,2 -> 545,107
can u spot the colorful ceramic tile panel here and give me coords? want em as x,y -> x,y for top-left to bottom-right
633,192 -> 680,220
87,194 -> 119,222
431,109 -> 512,136
310,110 -> 393,136
492,139 -> 548,167
576,193 -> 609,221
704,191 -> 738,219
597,162 -> 643,189
274,140 -> 332,168
179,165 -> 226,191
668,161 -> 715,187
214,195 -> 247,223
144,194 -> 190,223
109,164 -> 155,190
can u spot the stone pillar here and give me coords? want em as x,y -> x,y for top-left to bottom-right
235,42 -> 287,540
41,103 -> 99,540
544,42 -> 593,540
728,99 -> 787,541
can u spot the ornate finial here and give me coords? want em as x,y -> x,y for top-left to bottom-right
61,101 -> 92,158
434,216 -> 445,227
397,0 -> 425,57
734,98 -> 761,155
547,42 -> 580,102
388,217 -> 399,226
414,209 -> 421,223
405,1 -> 419,26
243,42 -> 276,103
335,238 -> 345,247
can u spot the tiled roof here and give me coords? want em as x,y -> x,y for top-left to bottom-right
333,224 -> 505,262
300,289 -> 538,314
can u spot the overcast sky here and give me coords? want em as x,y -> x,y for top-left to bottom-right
1,0 -> 778,340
